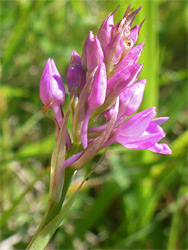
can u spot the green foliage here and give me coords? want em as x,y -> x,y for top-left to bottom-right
0,0 -> 187,249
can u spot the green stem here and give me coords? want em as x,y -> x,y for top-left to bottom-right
26,153 -> 105,250
26,167 -> 75,250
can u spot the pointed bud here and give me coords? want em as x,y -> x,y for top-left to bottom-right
114,42 -> 144,73
40,58 -> 65,107
97,13 -> 114,50
87,63 -> 107,108
81,31 -> 94,71
128,17 -> 146,46
129,25 -> 139,45
123,3 -> 132,17
104,32 -> 124,75
111,4 -> 132,40
87,36 -> 104,72
107,63 -> 140,91
126,5 -> 143,27
70,50 -> 81,65
67,50 -> 86,94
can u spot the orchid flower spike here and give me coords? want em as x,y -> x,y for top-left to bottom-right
35,5 -> 172,249
40,4 -> 172,173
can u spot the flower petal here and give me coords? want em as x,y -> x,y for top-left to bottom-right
87,63 -> 107,107
97,13 -> 114,50
118,79 -> 146,117
153,117 -> 169,125
104,32 -> 124,75
114,42 -> 144,73
148,143 -> 172,154
117,107 -> 156,136
116,133 -> 164,150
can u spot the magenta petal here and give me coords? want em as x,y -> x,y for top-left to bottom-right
87,63 -> 107,107
70,50 -> 82,65
67,50 -> 86,93
107,63 -> 140,91
129,25 -> 139,45
40,58 -> 65,106
148,143 -> 172,154
117,107 -> 156,136
119,79 -> 146,117
67,65 -> 86,93
104,32 -> 124,75
87,36 -> 104,72
116,133 -> 163,150
116,64 -> 143,94
81,31 -> 94,70
153,117 -> 169,125
97,13 -> 114,50
146,121 -> 166,136
114,43 -> 144,73
116,116 -> 166,150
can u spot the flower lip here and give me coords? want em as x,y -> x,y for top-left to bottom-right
149,143 -> 172,154
116,107 -> 157,137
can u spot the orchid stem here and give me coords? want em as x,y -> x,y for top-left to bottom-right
26,167 -> 75,250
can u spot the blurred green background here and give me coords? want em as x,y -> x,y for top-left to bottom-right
0,0 -> 187,249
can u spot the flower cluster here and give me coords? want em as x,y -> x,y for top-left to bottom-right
40,5 -> 172,171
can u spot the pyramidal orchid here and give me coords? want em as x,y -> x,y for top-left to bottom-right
27,5 -> 172,250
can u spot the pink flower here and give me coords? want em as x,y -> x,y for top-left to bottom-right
104,108 -> 172,154
40,4 -> 172,171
